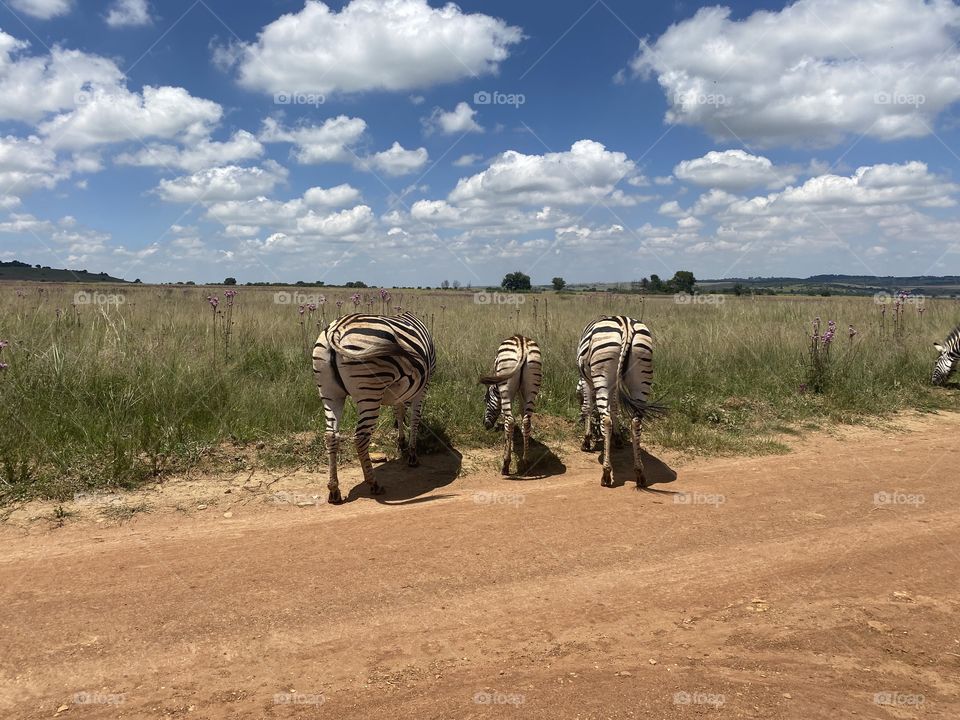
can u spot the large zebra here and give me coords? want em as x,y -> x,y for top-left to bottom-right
480,335 -> 543,475
312,312 -> 436,504
577,315 -> 659,487
932,324 -> 960,385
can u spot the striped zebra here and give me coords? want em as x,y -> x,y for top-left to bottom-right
312,312 -> 436,504
932,324 -> 960,385
479,335 -> 543,475
577,315 -> 659,487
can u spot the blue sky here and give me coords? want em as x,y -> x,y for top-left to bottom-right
1,0 -> 959,285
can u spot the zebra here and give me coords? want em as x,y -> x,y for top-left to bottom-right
577,315 -> 660,487
312,311 -> 436,504
932,324 -> 960,385
479,335 -> 543,475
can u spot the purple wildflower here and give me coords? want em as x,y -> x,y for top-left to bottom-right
0,362 -> 8,371
351,293 -> 361,306
207,295 -> 219,309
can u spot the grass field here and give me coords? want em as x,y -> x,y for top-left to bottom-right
0,283 -> 957,501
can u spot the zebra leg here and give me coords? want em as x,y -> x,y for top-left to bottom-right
322,395 -> 345,504
354,399 -> 384,495
406,393 -> 425,467
394,403 -> 408,453
518,411 -> 532,475
579,380 -> 595,452
500,386 -> 514,475
631,416 -> 646,487
600,412 -> 614,486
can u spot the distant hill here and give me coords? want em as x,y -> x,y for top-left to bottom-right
696,274 -> 960,296
0,260 -> 128,283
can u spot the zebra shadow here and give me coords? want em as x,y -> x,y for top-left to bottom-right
607,446 -> 678,491
346,421 -> 463,505
507,435 -> 566,480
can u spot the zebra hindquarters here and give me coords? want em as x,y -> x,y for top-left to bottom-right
622,339 -> 654,487
516,358 -> 542,476
312,336 -> 348,504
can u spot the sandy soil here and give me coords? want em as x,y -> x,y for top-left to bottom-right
1,413 -> 959,719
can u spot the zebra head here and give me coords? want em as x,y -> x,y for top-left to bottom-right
483,384 -> 500,429
932,342 -> 957,385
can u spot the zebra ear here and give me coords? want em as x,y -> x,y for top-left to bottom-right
934,342 -> 945,353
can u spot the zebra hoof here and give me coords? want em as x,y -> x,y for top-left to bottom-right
369,482 -> 385,496
501,461 -> 511,476
407,454 -> 420,468
601,468 -> 613,487
636,470 -> 646,488
327,488 -> 343,504
581,438 -> 592,452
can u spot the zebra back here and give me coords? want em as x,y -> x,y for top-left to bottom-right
328,312 -> 436,372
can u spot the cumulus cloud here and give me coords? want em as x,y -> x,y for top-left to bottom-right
115,130 -> 263,172
105,0 -> 152,28
303,183 -> 362,208
218,0 -> 522,96
9,0 -> 71,20
365,142 -> 429,176
260,116 -> 366,164
41,86 -> 222,150
630,0 -> 960,146
674,150 -> 798,191
448,140 -> 639,207
154,161 -> 288,203
425,102 -> 483,135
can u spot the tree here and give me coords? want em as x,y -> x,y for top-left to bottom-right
441,280 -> 450,289
671,270 -> 696,294
224,277 -> 237,285
551,277 -> 566,291
501,271 -> 531,292
649,274 -> 664,292
452,280 -> 461,289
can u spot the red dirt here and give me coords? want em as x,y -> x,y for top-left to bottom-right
1,413 -> 959,719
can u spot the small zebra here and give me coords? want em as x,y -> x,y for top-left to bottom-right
312,312 -> 436,504
932,324 -> 960,385
480,335 -> 542,475
577,315 -> 659,487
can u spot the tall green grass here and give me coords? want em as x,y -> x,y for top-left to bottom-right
0,285 -> 957,500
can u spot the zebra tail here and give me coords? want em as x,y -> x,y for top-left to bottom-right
479,344 -> 527,386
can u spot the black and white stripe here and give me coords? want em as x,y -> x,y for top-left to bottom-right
577,315 -> 658,487
932,324 -> 960,385
312,311 -> 436,504
480,335 -> 543,475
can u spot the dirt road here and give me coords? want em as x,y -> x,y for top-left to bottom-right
2,414 -> 959,719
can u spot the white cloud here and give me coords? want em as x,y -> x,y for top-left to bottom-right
365,142 -> 428,176
115,130 -> 264,172
260,116 -> 366,164
674,150 -> 797,191
154,161 -> 288,203
630,0 -> 960,146
41,86 -> 222,150
303,183 -> 362,208
453,153 -> 482,167
448,140 -> 638,207
9,0 -> 71,20
219,0 -> 522,96
426,102 -> 483,134
0,31 -> 124,123
105,0 -> 152,28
